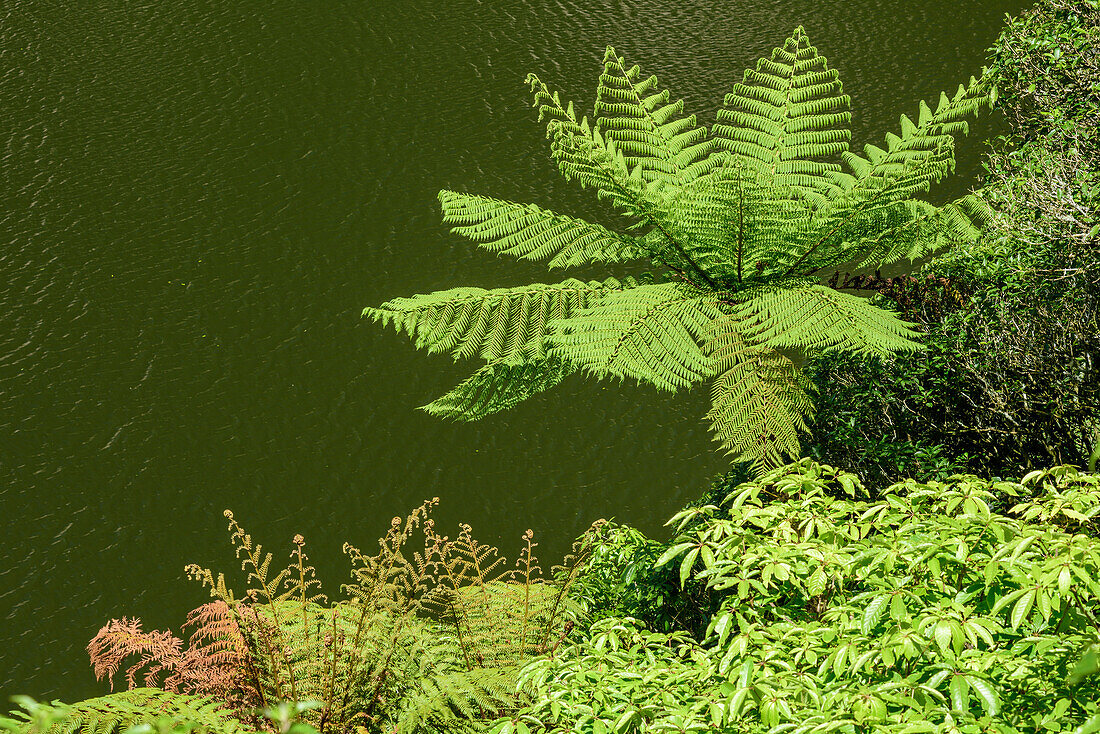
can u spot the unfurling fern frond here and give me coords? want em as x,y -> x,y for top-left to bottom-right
366,278 -> 635,363
4,690 -> 243,734
705,318 -> 814,468
369,27 -> 994,470
422,358 -> 572,421
735,284 -> 922,357
715,26 -> 851,201
549,283 -> 722,391
439,191 -> 646,268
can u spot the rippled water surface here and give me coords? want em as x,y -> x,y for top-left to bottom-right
1,0 -> 1030,700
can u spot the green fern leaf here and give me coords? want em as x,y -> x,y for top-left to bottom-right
366,278 -> 634,363
668,161 -> 817,283
715,26 -> 851,201
9,690 -> 243,734
422,359 -> 572,421
735,284 -> 921,356
834,75 -> 989,200
595,47 -> 718,195
549,283 -> 722,391
526,74 -> 650,218
848,194 -> 992,268
439,190 -> 646,268
705,317 -> 813,468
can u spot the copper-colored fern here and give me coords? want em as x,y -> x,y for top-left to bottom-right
87,618 -> 183,691
88,602 -> 259,715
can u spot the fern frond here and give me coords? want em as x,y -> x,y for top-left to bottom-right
715,26 -> 852,201
526,74 -> 651,218
366,277 -> 634,363
549,283 -> 722,391
422,358 -> 572,421
668,161 -> 817,284
595,47 -> 718,194
735,284 -> 922,356
705,318 -> 813,469
847,194 -> 992,268
833,74 -> 990,200
439,190 -> 646,268
9,690 -> 243,734
87,620 -> 183,692
394,664 -> 521,734
177,602 -> 256,708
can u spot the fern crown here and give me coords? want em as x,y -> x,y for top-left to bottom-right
366,27 -> 991,469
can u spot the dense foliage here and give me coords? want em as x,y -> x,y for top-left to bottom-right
366,28 -> 993,469
6,5 -> 1099,734
60,503 -> 598,734
497,461 -> 1100,734
806,0 -> 1100,487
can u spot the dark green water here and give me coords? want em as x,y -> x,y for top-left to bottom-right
1,0 -> 1030,701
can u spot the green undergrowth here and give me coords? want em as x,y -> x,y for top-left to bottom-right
496,460 -> 1100,734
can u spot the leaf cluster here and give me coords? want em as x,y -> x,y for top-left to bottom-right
497,460 -> 1100,733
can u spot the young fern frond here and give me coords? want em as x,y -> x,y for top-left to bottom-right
668,162 -> 817,283
833,74 -> 990,200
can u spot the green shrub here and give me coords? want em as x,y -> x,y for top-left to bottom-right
806,0 -> 1100,486
498,460 -> 1100,733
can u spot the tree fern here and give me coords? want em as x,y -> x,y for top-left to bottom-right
366,26 -> 993,469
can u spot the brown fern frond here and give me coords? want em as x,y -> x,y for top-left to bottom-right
87,619 -> 183,692
175,602 -> 259,711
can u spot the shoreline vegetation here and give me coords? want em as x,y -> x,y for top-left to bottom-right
4,1 -> 1099,732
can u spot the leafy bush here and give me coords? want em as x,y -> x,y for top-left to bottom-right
496,460 -> 1100,733
806,0 -> 1100,486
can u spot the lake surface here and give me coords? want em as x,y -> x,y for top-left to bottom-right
0,0 -> 1030,701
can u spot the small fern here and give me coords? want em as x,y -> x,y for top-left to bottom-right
366,27 -> 994,470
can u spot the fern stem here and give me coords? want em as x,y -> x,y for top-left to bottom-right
318,607 -> 340,734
